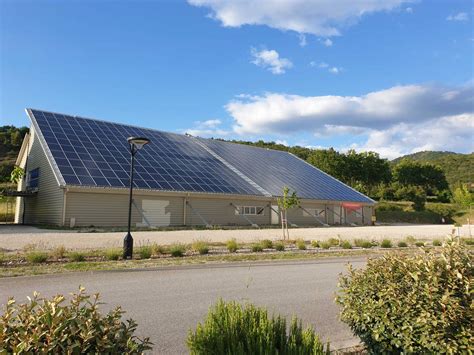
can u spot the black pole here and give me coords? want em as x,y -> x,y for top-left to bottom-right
123,145 -> 136,259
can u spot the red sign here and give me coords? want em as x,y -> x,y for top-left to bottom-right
342,203 -> 362,211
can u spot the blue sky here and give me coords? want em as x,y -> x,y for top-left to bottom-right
1,0 -> 473,159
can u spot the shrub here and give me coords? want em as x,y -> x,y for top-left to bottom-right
192,240 -> 209,255
405,236 -> 416,245
251,243 -> 263,253
354,239 -> 372,249
327,238 -> 340,247
320,242 -> 331,249
69,252 -> 85,262
415,241 -> 425,247
151,243 -> 166,255
261,239 -> 273,249
397,241 -> 408,248
274,242 -> 285,251
425,202 -> 456,222
0,287 -> 152,353
26,251 -> 48,264
170,243 -> 186,257
461,238 -> 474,246
296,239 -> 306,250
380,239 -> 392,248
311,240 -> 319,248
0,253 -> 4,264
340,240 -> 352,249
139,245 -> 152,259
187,299 -> 329,354
226,239 -> 238,253
104,249 -> 121,261
51,245 -> 67,260
432,239 -> 442,246
337,240 -> 472,354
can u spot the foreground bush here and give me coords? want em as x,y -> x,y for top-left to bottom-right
170,243 -> 186,257
26,251 -> 48,264
0,287 -> 152,353
192,240 -> 209,255
274,241 -> 285,251
138,245 -> 153,259
187,299 -> 329,354
261,239 -> 273,249
337,240 -> 473,354
226,239 -> 238,253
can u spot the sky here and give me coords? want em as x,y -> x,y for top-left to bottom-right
1,0 -> 473,159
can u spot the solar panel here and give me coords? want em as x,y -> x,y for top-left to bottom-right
28,109 -> 264,196
198,138 -> 373,203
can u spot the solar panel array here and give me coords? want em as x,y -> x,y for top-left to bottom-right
198,138 -> 373,203
29,109 -> 263,196
29,109 -> 372,203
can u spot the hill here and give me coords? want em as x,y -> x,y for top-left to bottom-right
392,151 -> 473,187
0,126 -> 29,183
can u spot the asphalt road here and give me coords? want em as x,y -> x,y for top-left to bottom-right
0,258 -> 366,354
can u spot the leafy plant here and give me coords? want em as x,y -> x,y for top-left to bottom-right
380,239 -> 392,248
296,239 -> 306,250
337,240 -> 473,354
26,251 -> 48,264
151,243 -> 166,255
226,239 -> 238,253
69,252 -> 85,262
311,240 -> 319,248
340,240 -> 352,249
138,245 -> 152,259
192,240 -> 210,255
187,299 -> 329,354
277,186 -> 300,240
397,241 -> 408,248
432,239 -> 442,246
261,239 -> 273,249
320,242 -> 331,249
170,243 -> 186,257
354,239 -> 373,249
104,249 -> 121,261
415,241 -> 425,247
251,243 -> 263,253
274,242 -> 285,251
0,287 -> 152,353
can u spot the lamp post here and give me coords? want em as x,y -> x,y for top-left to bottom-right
123,136 -> 150,259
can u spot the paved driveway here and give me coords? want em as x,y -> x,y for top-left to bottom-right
0,224 -> 470,251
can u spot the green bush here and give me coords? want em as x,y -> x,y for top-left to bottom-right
320,242 -> 331,249
296,239 -> 306,250
170,243 -> 186,257
425,203 -> 456,222
380,239 -> 392,248
311,240 -> 319,248
327,238 -> 340,247
432,239 -> 442,246
397,241 -> 408,248
226,239 -> 238,253
337,240 -> 472,354
251,243 -> 263,253
26,251 -> 49,264
261,239 -> 273,249
340,240 -> 352,249
461,238 -> 474,246
405,236 -> 416,245
0,287 -> 152,353
354,239 -> 373,249
192,240 -> 210,255
274,242 -> 285,251
0,253 -> 4,264
415,241 -> 425,247
151,243 -> 166,255
104,249 -> 121,261
69,252 -> 85,262
51,245 -> 67,260
139,245 -> 153,259
187,299 -> 329,354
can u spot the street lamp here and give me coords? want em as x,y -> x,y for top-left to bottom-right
123,136 -> 150,259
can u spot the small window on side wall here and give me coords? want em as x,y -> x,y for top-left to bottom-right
27,168 -> 40,190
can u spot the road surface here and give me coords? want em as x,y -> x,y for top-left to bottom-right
0,257 -> 366,354
1,224 -> 471,251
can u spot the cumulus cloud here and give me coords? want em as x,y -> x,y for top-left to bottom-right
227,84 -> 473,134
184,119 -> 230,137
188,0 -> 411,36
447,12 -> 469,21
405,7 -> 413,13
250,48 -> 293,74
298,34 -> 307,47
328,67 -> 341,74
320,38 -> 333,47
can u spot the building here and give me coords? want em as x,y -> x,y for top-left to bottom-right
14,109 -> 375,227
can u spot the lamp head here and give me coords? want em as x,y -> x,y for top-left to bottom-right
127,136 -> 150,150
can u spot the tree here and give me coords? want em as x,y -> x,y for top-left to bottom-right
393,160 -> 449,196
453,184 -> 473,208
10,166 -> 24,184
394,184 -> 426,211
277,186 -> 299,240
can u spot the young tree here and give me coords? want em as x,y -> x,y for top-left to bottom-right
10,166 -> 24,184
453,184 -> 473,208
277,186 -> 299,240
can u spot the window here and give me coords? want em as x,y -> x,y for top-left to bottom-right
303,208 -> 325,217
235,206 -> 265,215
27,168 -> 40,190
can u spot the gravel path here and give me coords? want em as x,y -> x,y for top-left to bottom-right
0,224 -> 471,251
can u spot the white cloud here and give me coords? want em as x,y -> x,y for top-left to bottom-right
184,119 -> 230,137
250,48 -> 293,74
328,67 -> 341,74
188,0 -> 412,36
320,38 -> 333,47
298,34 -> 307,47
405,7 -> 413,13
447,12 -> 469,22
310,61 -> 340,73
275,139 -> 289,146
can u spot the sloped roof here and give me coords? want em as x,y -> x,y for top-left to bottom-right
26,109 -> 374,203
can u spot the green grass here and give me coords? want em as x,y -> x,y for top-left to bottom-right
311,240 -> 319,248
380,239 -> 392,248
296,239 -> 306,250
251,243 -> 264,253
226,239 -> 238,253
138,245 -> 153,259
261,239 -> 273,249
397,241 -> 408,248
415,241 -> 425,247
320,242 -> 331,249
169,243 -> 186,257
353,239 -> 373,249
340,240 -> 352,249
104,249 -> 121,261
26,251 -> 49,264
432,239 -> 442,246
69,252 -> 86,262
274,242 -> 285,251
192,240 -> 210,255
